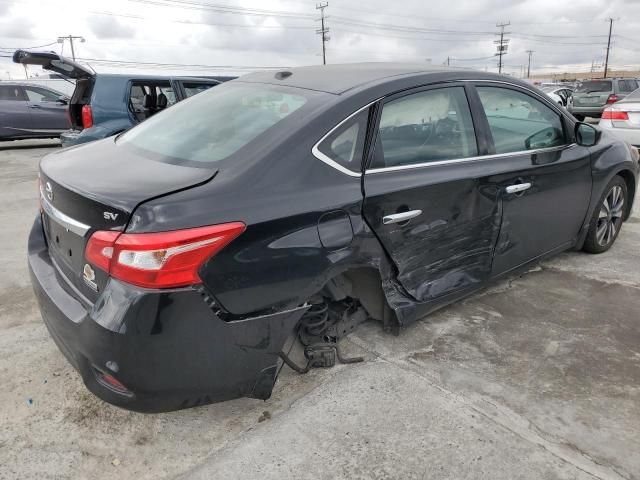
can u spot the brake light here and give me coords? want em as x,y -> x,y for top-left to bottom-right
85,223 -> 245,289
81,104 -> 93,129
602,109 -> 629,120
606,94 -> 619,104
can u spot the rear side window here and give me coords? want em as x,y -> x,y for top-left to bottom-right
370,86 -> 477,169
182,82 -> 218,98
618,80 -> 639,93
575,81 -> 612,93
477,86 -> 565,154
316,108 -> 369,173
119,83 -> 310,164
129,81 -> 176,122
0,85 -> 25,101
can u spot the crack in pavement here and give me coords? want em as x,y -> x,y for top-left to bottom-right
174,363 -> 350,479
344,335 -> 632,480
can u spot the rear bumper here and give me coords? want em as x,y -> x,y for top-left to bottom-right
60,129 -> 95,147
569,105 -> 605,118
28,216 -> 306,412
598,121 -> 640,147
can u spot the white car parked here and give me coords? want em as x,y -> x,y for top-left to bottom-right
541,85 -> 574,107
599,88 -> 640,147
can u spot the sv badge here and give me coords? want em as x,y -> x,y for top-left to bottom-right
104,212 -> 119,221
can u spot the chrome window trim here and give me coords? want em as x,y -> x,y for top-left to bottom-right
311,98 -> 381,178
40,191 -> 91,237
313,79 -> 575,177
366,144 -> 577,175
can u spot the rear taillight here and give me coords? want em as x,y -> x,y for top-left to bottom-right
85,223 -> 245,289
602,109 -> 629,120
606,94 -> 619,104
81,104 -> 93,129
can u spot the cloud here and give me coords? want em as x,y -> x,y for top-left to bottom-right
0,16 -> 36,40
87,15 -> 136,39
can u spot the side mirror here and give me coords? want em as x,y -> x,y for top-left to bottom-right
575,122 -> 601,147
56,96 -> 68,105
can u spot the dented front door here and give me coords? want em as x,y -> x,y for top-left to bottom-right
362,84 -> 503,302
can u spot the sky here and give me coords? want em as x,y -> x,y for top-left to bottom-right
1,0 -> 639,80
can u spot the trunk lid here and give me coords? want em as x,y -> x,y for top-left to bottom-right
39,138 -> 216,300
13,50 -> 94,80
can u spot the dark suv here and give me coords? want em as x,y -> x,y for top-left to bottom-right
13,50 -> 222,147
569,77 -> 640,120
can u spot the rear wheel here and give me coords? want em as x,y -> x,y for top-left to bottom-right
583,176 -> 627,254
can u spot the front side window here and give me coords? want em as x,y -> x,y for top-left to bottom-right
119,83 -> 310,164
477,86 -> 565,154
316,108 -> 369,173
24,87 -> 60,103
370,86 -> 477,169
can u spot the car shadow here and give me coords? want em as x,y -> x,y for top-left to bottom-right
0,139 -> 61,151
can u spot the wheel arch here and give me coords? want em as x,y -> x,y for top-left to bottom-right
615,168 -> 637,220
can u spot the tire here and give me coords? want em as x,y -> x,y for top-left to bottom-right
574,114 -> 585,121
583,176 -> 628,254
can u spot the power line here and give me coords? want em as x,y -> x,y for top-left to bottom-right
125,0 -> 315,20
316,2 -> 329,65
57,35 -> 85,61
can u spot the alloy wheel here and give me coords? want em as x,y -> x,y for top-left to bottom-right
596,185 -> 625,247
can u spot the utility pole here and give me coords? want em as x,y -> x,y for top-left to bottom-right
446,56 -> 450,66
494,21 -> 511,74
316,3 -> 329,65
526,50 -> 534,78
57,35 -> 85,61
604,18 -> 615,78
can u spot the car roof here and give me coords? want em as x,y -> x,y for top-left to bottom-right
238,62 -> 503,95
0,82 -> 65,92
96,73 -> 219,82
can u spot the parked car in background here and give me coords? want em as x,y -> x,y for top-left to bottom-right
0,82 -> 70,141
27,64 -> 638,412
569,78 -> 639,120
541,85 -> 573,107
13,50 -> 223,147
599,87 -> 640,147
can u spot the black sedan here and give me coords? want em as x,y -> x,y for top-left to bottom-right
28,64 -> 638,412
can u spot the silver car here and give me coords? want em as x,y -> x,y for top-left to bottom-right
599,87 -> 640,147
569,78 -> 639,120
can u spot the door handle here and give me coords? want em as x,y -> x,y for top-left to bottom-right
383,209 -> 422,225
28,104 -> 41,109
505,182 -> 532,194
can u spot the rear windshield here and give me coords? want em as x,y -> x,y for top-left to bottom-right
118,83 -> 310,164
575,81 -> 612,93
620,87 -> 640,102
